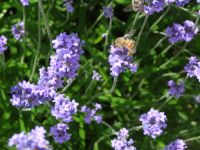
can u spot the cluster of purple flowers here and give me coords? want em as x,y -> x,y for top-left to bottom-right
139,108 -> 167,139
37,33 -> 84,89
50,123 -> 71,143
8,126 -> 50,150
111,128 -> 136,150
165,0 -> 190,6
63,0 -> 74,13
10,81 -> 56,108
52,34 -> 84,79
164,139 -> 187,150
20,0 -> 29,6
144,0 -> 165,15
167,80 -> 185,98
103,6 -> 113,18
0,35 -> 7,54
144,0 -> 190,15
166,20 -> 199,44
81,103 -> 103,124
51,94 -> 79,122
12,22 -> 25,41
184,56 -> 200,82
92,70 -> 102,81
108,45 -> 138,77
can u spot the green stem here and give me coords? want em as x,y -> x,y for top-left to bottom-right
136,15 -> 149,49
152,36 -> 167,50
38,0 -> 53,62
102,121 -> 115,133
110,77 -> 117,94
61,79 -> 75,93
184,136 -> 200,142
132,12 -> 140,29
150,7 -> 170,30
87,1 -> 113,35
104,17 -> 112,51
129,125 -> 143,132
21,7 -> 26,64
84,80 -> 94,95
30,3 -> 41,81
161,44 -> 173,56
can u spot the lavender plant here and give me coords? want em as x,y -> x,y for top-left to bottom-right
1,0 -> 200,149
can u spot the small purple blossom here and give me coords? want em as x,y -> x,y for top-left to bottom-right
111,128 -> 136,150
51,94 -> 79,122
175,0 -> 190,6
50,123 -> 71,143
184,56 -> 200,82
183,20 -> 199,42
168,80 -> 185,98
108,45 -> 138,77
143,0 -> 165,15
20,0 -> 29,6
8,126 -> 50,150
166,20 -> 198,44
103,6 -> 113,18
0,35 -> 7,54
139,108 -> 167,139
92,70 -> 102,81
12,22 -> 25,41
10,81 -> 56,108
164,139 -> 187,150
81,103 -> 102,124
63,0 -> 74,13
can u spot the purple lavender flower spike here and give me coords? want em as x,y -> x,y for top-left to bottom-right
12,22 -> 25,41
183,20 -> 199,42
8,126 -> 50,150
20,0 -> 29,6
103,6 -> 113,18
165,23 -> 185,44
81,103 -> 102,124
63,0 -> 74,13
184,56 -> 200,82
139,108 -> 167,139
10,81 -> 56,108
51,94 -> 79,122
108,45 -> 138,77
111,128 -> 136,150
52,32 -> 84,79
164,139 -> 187,150
0,35 -> 7,54
166,20 -> 198,44
168,80 -> 185,98
143,0 -> 165,15
50,123 -> 71,143
175,0 -> 190,6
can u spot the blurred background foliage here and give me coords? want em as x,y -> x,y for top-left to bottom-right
0,0 -> 200,149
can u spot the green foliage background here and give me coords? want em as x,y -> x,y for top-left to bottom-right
0,0 -> 200,149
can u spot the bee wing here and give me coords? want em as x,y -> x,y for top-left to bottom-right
123,4 -> 133,12
124,30 -> 136,38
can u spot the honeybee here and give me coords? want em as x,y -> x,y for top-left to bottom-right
124,0 -> 144,13
114,35 -> 136,56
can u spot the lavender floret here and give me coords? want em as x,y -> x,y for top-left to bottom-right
50,123 -> 71,143
0,35 -> 7,54
139,108 -> 167,139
